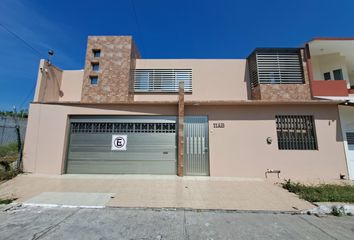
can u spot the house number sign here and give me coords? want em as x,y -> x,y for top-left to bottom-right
213,123 -> 225,128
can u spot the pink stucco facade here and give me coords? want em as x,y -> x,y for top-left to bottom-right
22,36 -> 350,180
24,102 -> 347,180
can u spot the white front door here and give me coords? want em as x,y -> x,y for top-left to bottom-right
346,132 -> 354,179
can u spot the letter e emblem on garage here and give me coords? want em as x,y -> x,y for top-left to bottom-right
111,135 -> 127,151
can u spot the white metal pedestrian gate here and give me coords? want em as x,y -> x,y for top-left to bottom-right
66,116 -> 177,174
184,116 -> 209,176
346,132 -> 354,180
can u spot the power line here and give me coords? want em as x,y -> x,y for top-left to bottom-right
0,22 -> 46,110
130,0 -> 143,50
0,22 -> 45,58
19,81 -> 37,110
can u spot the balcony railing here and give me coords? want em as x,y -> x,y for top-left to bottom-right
133,69 -> 192,93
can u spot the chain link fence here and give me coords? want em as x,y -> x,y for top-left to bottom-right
0,115 -> 27,171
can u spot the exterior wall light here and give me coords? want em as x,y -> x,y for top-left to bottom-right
266,137 -> 272,144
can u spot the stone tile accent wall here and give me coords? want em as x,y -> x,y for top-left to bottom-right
177,82 -> 184,176
258,84 -> 311,101
251,85 -> 261,100
81,36 -> 140,103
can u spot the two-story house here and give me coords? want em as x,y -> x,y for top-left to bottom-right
22,36 -> 352,180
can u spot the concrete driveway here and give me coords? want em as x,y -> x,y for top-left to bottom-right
1,206 -> 354,240
0,174 -> 314,211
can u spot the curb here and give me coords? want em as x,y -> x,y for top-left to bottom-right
22,203 -> 105,209
105,205 -> 308,215
2,202 -> 310,215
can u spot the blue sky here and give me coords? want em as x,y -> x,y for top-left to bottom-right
1,0 -> 354,110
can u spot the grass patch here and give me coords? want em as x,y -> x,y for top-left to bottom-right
0,142 -> 19,173
0,142 -> 18,168
0,198 -> 15,204
0,169 -> 19,181
281,179 -> 354,203
0,142 -> 18,159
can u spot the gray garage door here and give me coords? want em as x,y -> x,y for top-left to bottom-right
66,116 -> 177,174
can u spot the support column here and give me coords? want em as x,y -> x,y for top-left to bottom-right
305,44 -> 315,99
177,81 -> 185,176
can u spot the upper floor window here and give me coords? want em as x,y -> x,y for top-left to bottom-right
333,69 -> 343,80
324,72 -> 331,80
248,48 -> 304,88
275,115 -> 317,150
133,69 -> 192,93
323,69 -> 344,81
92,63 -> 99,72
93,49 -> 101,58
90,76 -> 98,85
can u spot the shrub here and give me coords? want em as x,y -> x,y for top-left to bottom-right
0,169 -> 20,181
281,179 -> 354,203
0,198 -> 16,204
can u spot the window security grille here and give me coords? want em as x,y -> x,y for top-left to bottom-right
133,69 -> 192,92
71,122 -> 176,134
248,49 -> 304,88
346,132 -> 354,145
275,115 -> 317,150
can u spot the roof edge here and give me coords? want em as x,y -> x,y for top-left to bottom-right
307,37 -> 354,44
30,100 -> 343,106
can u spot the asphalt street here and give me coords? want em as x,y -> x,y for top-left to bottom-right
0,205 -> 353,240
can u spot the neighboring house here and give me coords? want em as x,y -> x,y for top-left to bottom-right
23,36 -> 352,180
306,38 -> 354,180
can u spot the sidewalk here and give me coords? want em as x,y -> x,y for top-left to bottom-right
0,174 -> 314,211
2,207 -> 354,240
